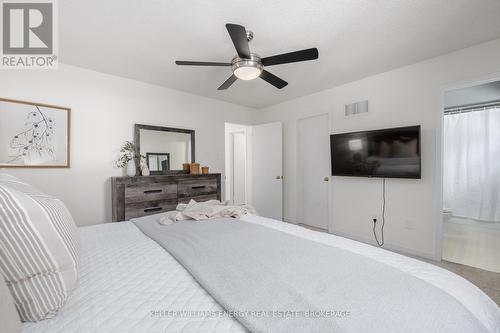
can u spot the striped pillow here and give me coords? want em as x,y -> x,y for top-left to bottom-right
0,175 -> 79,322
0,173 -> 46,196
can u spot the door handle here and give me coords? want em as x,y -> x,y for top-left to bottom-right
276,176 -> 282,180
324,177 -> 329,182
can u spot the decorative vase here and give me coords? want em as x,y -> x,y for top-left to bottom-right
126,160 -> 137,177
141,164 -> 150,176
190,163 -> 200,174
201,166 -> 209,174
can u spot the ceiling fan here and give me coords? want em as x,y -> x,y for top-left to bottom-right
175,23 -> 319,90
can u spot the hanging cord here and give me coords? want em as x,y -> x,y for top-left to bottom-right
373,178 -> 386,246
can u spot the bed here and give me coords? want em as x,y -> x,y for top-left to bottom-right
19,214 -> 500,333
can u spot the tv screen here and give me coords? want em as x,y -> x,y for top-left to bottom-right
330,125 -> 421,179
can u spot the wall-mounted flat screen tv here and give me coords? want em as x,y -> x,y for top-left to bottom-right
330,125 -> 421,179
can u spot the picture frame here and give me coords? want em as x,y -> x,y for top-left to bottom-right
0,98 -> 71,168
146,152 -> 170,172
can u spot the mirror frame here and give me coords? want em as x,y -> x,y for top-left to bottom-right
134,124 -> 195,175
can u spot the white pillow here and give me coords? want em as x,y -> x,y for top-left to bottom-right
0,174 -> 79,322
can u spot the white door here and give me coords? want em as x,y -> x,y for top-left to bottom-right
231,131 -> 246,205
297,114 -> 329,229
252,122 -> 283,220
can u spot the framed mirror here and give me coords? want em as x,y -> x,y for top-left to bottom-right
134,124 -> 194,175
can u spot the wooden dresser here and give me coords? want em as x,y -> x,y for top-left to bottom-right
111,174 -> 221,222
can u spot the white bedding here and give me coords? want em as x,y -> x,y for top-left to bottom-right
21,221 -> 248,333
21,215 -> 500,333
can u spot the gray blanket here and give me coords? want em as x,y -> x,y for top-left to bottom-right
133,218 -> 487,333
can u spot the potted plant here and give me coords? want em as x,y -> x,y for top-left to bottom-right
115,141 -> 140,177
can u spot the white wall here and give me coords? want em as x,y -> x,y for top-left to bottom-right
256,38 -> 500,259
0,65 -> 256,226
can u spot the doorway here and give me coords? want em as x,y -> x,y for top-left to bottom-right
297,114 -> 330,230
224,122 -> 283,219
225,123 -> 249,205
442,80 -> 500,273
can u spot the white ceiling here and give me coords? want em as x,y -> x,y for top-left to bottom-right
60,0 -> 500,109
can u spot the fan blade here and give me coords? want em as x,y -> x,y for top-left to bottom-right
176,61 -> 231,66
217,75 -> 238,90
225,24 -> 251,59
261,48 -> 319,67
260,70 -> 288,89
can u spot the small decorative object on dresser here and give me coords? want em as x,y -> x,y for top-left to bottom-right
202,166 -> 209,174
111,173 -> 221,221
190,163 -> 200,174
0,98 -> 71,168
183,163 -> 190,171
126,160 -> 137,177
140,156 -> 150,176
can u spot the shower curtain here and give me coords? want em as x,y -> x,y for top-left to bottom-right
443,107 -> 500,222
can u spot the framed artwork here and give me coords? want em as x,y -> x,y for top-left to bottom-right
0,98 -> 71,168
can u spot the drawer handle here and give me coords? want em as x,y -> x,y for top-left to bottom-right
144,189 -> 162,194
144,207 -> 163,213
191,185 -> 206,189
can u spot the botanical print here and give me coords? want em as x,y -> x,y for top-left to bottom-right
9,106 -> 56,163
0,99 -> 70,167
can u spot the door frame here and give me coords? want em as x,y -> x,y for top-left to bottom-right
229,129 -> 248,205
296,113 -> 331,230
437,72 -> 500,260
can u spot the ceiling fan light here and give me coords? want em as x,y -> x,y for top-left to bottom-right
234,66 -> 262,80
231,54 -> 263,81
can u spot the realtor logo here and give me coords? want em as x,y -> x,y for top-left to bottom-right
1,0 -> 58,68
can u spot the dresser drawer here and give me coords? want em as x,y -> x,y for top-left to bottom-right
178,193 -> 219,204
124,199 -> 177,220
177,178 -> 218,198
125,183 -> 177,204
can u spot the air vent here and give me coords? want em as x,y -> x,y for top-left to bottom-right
345,100 -> 368,116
